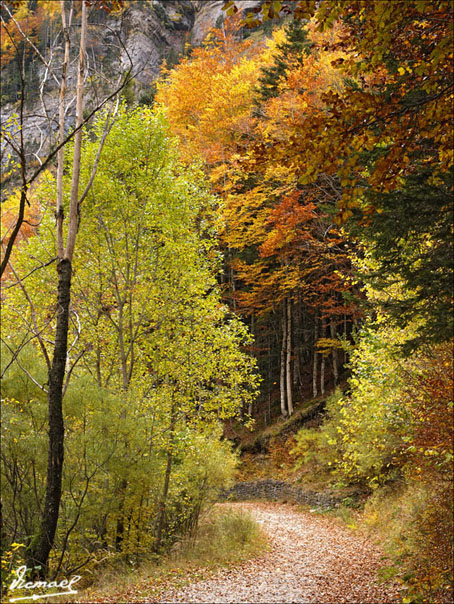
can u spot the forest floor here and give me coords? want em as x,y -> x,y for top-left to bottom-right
77,501 -> 402,604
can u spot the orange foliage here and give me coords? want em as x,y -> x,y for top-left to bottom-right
1,188 -> 42,280
158,17 -> 357,323
262,1 -> 454,222
0,2 -> 60,66
404,342 -> 454,603
1,190 -> 39,245
258,24 -> 346,144
407,342 -> 454,480
156,15 -> 264,166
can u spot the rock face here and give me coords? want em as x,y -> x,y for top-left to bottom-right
92,0 -> 264,86
1,1 -> 263,104
191,0 -> 226,44
117,1 -> 196,86
1,1 -> 260,174
191,0 -> 262,45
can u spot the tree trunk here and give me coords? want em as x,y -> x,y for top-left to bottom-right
280,303 -> 287,417
56,0 -> 71,259
330,317 -> 338,386
267,332 -> 272,426
312,314 -> 318,398
28,259 -> 71,575
28,1 -> 88,575
135,494 -> 144,553
320,354 -> 326,395
154,402 -> 176,552
154,449 -> 173,553
294,295 -> 301,387
115,514 -> 125,552
248,314 -> 255,417
286,298 -> 293,416
320,322 -> 326,396
65,0 -> 87,261
343,313 -> 348,364
115,478 -> 128,552
228,248 -> 237,312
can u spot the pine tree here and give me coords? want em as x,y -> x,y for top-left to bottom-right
256,19 -> 312,103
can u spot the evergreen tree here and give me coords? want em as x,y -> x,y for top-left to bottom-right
350,164 -> 454,351
255,19 -> 312,104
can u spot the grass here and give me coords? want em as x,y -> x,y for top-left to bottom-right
174,504 -> 266,564
61,504 -> 267,603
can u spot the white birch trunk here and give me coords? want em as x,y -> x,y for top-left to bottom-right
320,322 -> 326,396
286,297 -> 293,416
280,303 -> 287,417
320,355 -> 326,395
248,313 -> 254,417
344,313 -> 348,364
65,0 -> 87,262
330,317 -> 338,386
312,315 -> 318,398
56,0 -> 72,259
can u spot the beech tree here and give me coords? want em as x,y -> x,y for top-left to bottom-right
224,0 -> 453,348
157,18 -> 358,417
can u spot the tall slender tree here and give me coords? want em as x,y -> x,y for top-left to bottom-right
0,0 -> 125,574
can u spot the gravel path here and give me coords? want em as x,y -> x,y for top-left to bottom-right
154,502 -> 401,604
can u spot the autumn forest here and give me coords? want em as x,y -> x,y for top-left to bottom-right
1,1 -> 453,603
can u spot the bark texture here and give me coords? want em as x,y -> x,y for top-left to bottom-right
154,402 -> 177,552
312,316 -> 318,398
28,259 -> 71,574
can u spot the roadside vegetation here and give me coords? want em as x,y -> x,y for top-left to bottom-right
67,506 -> 266,603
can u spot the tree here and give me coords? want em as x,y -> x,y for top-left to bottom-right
1,105 -> 258,574
157,14 -> 265,168
1,0 -> 130,575
224,0 -> 453,348
255,17 -> 312,104
350,167 -> 453,350
291,264 -> 453,601
0,0 -> 127,277
30,0 -> 104,574
158,18 -> 358,417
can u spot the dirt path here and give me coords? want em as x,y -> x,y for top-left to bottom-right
153,502 -> 401,604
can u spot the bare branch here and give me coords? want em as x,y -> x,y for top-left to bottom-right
56,0 -> 72,259
1,338 -> 48,393
26,73 -> 134,190
78,96 -> 120,207
2,257 -> 57,290
31,126 -> 45,166
67,310 -> 81,357
64,0 -> 88,263
0,25 -> 134,276
0,190 -> 28,278
1,129 -> 22,157
0,331 -> 33,378
7,259 -> 51,370
62,350 -> 85,397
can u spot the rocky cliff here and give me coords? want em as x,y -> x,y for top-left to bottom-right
0,0 -> 261,174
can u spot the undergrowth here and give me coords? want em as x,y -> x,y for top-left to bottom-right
361,482 -> 454,604
69,505 -> 266,603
